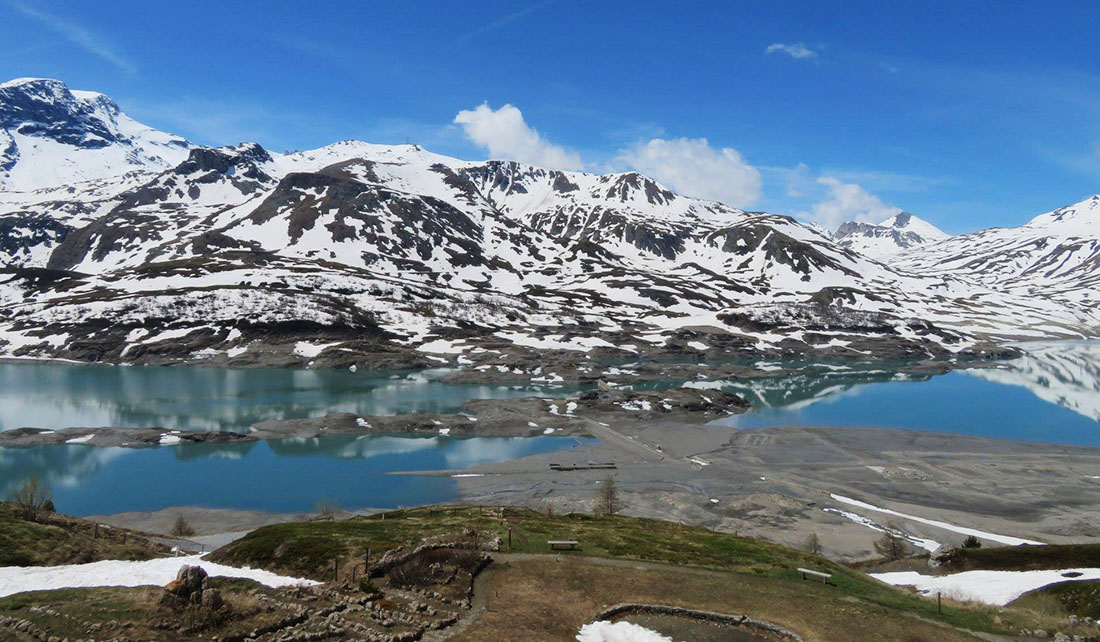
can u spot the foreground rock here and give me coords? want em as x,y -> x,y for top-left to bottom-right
160,565 -> 224,610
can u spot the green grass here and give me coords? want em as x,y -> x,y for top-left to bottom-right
1011,580 -> 1100,619
0,501 -> 165,566
210,505 -> 1007,634
942,543 -> 1100,572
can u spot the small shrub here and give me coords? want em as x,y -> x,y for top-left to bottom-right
171,514 -> 196,537
389,556 -> 447,589
874,523 -> 913,561
598,476 -> 619,515
805,532 -> 822,556
358,577 -> 381,596
961,535 -> 982,549
314,500 -> 342,519
9,476 -> 53,522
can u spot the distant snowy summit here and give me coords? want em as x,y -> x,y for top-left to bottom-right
0,77 -> 191,192
832,212 -> 950,259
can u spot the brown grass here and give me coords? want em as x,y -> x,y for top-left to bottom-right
450,558 -> 989,642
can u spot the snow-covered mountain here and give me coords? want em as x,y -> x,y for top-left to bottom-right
832,212 -> 949,258
0,78 -> 191,192
0,79 -> 1096,369
896,195 -> 1100,325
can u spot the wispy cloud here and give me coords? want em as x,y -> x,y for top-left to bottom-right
124,97 -> 313,148
801,176 -> 901,229
7,1 -> 136,75
765,42 -> 819,61
456,1 -> 553,45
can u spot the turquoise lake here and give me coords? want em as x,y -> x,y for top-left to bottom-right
0,340 -> 1096,516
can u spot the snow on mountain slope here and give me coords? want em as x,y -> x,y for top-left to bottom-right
832,212 -> 949,259
0,78 -> 191,192
0,79 -> 1096,367
896,195 -> 1100,320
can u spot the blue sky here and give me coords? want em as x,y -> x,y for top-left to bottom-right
1,0 -> 1098,233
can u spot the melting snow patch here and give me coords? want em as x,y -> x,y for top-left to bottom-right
356,418 -> 372,429
293,341 -> 340,358
576,620 -> 673,642
619,400 -> 652,412
871,569 -> 1100,606
0,554 -> 319,598
824,508 -> 941,553
65,434 -> 93,444
830,494 -> 1044,546
159,432 -> 182,445
417,338 -> 468,354
683,380 -> 731,391
689,457 -> 710,466
439,428 -> 451,436
451,473 -> 483,478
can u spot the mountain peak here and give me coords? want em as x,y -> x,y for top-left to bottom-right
0,77 -> 66,89
0,77 -> 191,192
1024,194 -> 1100,235
833,211 -> 948,259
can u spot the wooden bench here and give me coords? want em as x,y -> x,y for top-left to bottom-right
548,540 -> 580,551
797,567 -> 833,585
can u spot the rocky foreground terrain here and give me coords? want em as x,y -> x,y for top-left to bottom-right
0,78 -> 1096,377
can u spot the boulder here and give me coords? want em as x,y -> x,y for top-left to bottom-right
160,564 -> 217,608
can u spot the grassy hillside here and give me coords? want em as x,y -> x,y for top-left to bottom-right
941,543 -> 1100,572
1012,580 -> 1100,619
0,501 -> 166,566
211,505 -> 1007,633
212,505 -> 855,580
5,504 -> 1095,640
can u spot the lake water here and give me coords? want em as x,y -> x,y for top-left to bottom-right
714,341 -> 1100,446
0,340 -> 1096,516
0,364 -> 572,432
0,434 -> 595,516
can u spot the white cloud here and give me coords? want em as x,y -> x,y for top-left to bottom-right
453,103 -> 582,170
765,42 -> 819,61
805,176 -> 901,230
615,137 -> 762,207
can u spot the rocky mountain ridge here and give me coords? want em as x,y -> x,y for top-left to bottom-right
0,79 -> 1096,372
832,211 -> 949,258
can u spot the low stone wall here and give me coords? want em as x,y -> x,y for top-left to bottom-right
595,603 -> 804,641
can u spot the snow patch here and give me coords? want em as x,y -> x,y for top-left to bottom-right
0,554 -> 318,598
576,620 -> 673,642
872,568 -> 1100,606
830,494 -> 1043,546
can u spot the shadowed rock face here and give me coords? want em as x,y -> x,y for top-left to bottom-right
0,79 -> 126,149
